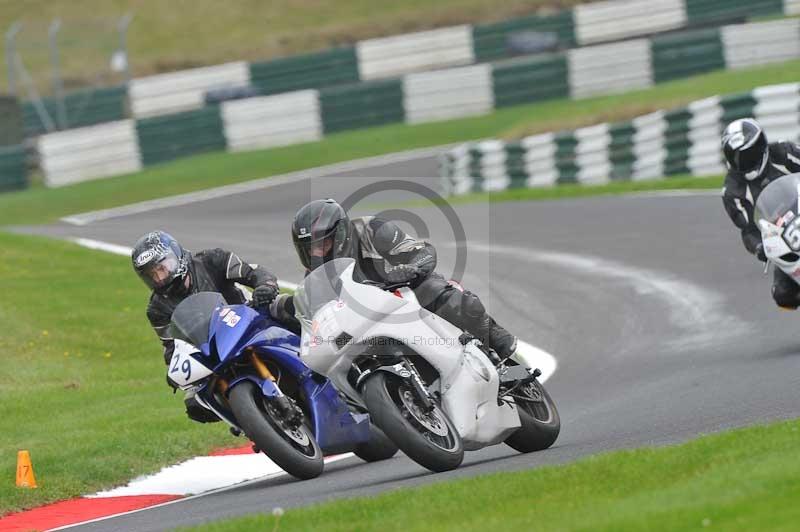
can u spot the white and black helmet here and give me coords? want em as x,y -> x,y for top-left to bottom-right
721,118 -> 769,181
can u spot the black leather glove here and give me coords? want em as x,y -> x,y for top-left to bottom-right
185,395 -> 219,423
382,265 -> 421,284
252,282 -> 279,309
162,342 -> 175,366
755,243 -> 767,263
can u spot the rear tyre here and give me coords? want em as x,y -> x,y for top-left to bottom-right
228,381 -> 324,480
504,379 -> 560,453
362,372 -> 463,472
353,422 -> 399,462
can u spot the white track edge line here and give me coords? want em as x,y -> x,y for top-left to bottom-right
47,454 -> 355,531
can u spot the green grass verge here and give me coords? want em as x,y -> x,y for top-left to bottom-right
182,418 -> 800,532
441,174 -> 724,205
3,58 -> 794,227
0,231 -> 236,515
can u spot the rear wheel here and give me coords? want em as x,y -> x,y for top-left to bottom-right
504,379 -> 560,453
228,381 -> 323,480
362,372 -> 463,472
353,422 -> 399,462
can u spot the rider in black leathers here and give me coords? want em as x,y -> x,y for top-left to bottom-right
271,199 -> 518,360
721,118 -> 800,308
132,231 -> 282,422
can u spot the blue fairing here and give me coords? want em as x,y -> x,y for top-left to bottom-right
201,303 -> 370,453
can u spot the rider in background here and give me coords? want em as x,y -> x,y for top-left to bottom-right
272,199 -> 518,361
132,230 -> 283,422
721,118 -> 800,308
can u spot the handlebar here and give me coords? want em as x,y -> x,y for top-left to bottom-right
359,279 -> 412,292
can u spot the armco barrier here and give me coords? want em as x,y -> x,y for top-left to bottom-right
651,28 -> 725,83
319,79 -> 404,134
29,16 -> 800,189
440,82 -> 800,194
491,54 -> 569,108
248,48 -> 359,96
403,64 -> 493,124
13,0 -> 795,133
38,120 -> 142,187
136,107 -> 226,166
0,144 -> 26,191
129,62 -> 250,119
567,39 -> 653,99
221,90 -> 322,151
471,10 -> 575,62
357,26 -> 474,81
573,0 -> 686,45
721,18 -> 800,70
0,96 -> 23,145
684,0 -> 784,24
22,86 -> 127,137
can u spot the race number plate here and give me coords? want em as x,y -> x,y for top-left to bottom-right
168,339 -> 213,387
784,217 -> 800,251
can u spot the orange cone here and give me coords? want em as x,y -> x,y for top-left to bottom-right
16,450 -> 37,488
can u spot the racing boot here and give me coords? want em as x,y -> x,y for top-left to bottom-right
485,318 -> 518,363
467,314 -> 517,364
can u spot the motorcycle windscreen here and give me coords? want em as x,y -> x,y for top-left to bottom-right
169,292 -> 227,350
755,173 -> 800,226
295,258 -> 355,325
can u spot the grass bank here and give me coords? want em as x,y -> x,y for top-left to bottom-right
0,232 -> 235,514
442,174 -> 723,205
2,59 -> 795,227
182,417 -> 800,531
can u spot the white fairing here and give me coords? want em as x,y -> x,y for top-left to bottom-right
167,338 -> 214,389
759,219 -> 800,280
755,174 -> 800,283
297,260 -> 522,449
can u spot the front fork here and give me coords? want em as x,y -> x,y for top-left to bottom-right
404,358 -> 435,413
248,350 -> 303,428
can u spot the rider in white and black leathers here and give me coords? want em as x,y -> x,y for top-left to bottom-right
721,118 -> 800,308
132,231 -> 283,422
273,199 -> 518,360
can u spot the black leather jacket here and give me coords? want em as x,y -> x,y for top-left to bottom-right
722,141 -> 800,255
146,248 -> 277,363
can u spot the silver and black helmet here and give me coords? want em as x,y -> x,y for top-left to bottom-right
291,199 -> 354,271
722,118 -> 769,181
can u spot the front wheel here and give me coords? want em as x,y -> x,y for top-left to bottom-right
504,379 -> 560,453
228,381 -> 323,480
353,422 -> 399,462
362,372 -> 463,472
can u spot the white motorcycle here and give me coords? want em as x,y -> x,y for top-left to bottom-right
756,173 -> 800,277
294,258 -> 560,472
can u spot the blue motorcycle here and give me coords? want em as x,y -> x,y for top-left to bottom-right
167,291 -> 397,480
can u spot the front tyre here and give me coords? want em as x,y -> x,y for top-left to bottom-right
362,372 -> 463,472
228,381 -> 323,480
353,422 -> 399,462
504,379 -> 560,453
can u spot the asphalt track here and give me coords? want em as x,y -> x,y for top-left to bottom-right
16,151 -> 800,530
